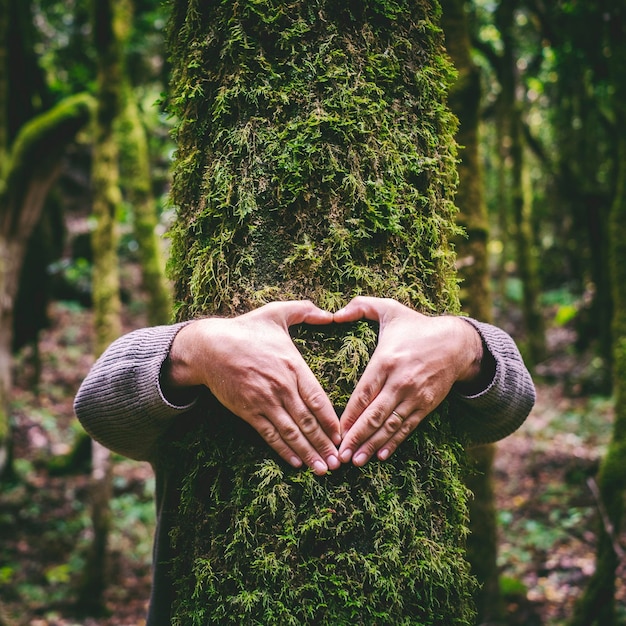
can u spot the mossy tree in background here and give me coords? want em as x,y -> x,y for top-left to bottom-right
119,86 -> 173,325
494,1 -> 545,368
76,0 -> 125,613
440,0 -> 504,623
164,0 -> 479,623
0,0 -> 92,482
571,4 -> 626,625
118,0 -> 172,326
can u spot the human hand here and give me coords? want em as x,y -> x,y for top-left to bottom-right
165,301 -> 341,475
333,296 -> 484,466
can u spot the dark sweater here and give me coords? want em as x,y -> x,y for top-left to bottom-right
74,319 -> 535,624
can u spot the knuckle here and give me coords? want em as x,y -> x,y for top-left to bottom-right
305,390 -> 328,415
398,420 -> 415,438
389,371 -> 415,394
258,423 -> 281,445
280,422 -> 301,443
354,384 -> 377,412
364,410 -> 386,430
420,389 -> 437,408
296,412 -> 318,435
387,413 -> 404,430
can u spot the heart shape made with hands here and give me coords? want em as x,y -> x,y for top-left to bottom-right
199,296 -> 477,472
276,296 -> 477,470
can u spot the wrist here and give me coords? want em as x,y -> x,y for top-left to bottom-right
162,320 -> 210,390
456,319 -> 484,383
453,318 -> 496,395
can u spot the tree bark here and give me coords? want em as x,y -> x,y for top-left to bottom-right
75,0 -> 125,612
571,5 -> 626,624
165,1 -> 477,623
440,1 -> 505,622
0,94 -> 92,480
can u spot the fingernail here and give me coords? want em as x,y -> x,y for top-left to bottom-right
340,449 -> 352,463
290,456 -> 302,468
327,455 -> 340,470
333,434 -> 342,446
353,452 -> 367,466
313,460 -> 328,475
378,448 -> 390,461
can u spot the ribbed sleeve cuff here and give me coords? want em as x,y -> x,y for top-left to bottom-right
74,321 -> 199,461
452,317 -> 536,445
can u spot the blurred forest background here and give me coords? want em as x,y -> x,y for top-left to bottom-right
0,0 -> 625,625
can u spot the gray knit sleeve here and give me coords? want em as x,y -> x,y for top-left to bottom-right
74,322 -> 198,462
450,318 -> 536,445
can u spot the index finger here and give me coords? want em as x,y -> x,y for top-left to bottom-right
338,354 -> 387,460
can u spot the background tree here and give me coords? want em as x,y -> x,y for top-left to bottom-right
75,0 -> 126,613
570,3 -> 626,625
526,0 -> 617,387
475,0 -> 546,366
0,0 -> 92,482
440,1 -> 505,622
119,81 -> 173,325
164,0 -> 478,623
117,0 -> 172,326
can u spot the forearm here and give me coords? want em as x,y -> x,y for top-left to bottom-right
451,318 -> 536,444
74,322 -> 199,462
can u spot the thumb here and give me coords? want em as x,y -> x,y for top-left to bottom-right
333,296 -> 390,324
267,300 -> 334,327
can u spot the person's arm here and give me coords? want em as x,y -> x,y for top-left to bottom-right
74,322 -> 198,462
449,317 -> 536,445
75,301 -> 342,474
161,301 -> 341,474
333,296 -> 535,466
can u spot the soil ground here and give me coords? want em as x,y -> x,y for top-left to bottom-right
1,295 -> 625,626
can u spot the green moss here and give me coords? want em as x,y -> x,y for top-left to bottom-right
3,93 -> 94,196
165,0 -> 474,623
169,409 -> 474,625
166,0 -> 461,320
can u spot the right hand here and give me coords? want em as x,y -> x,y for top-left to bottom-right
164,301 -> 341,475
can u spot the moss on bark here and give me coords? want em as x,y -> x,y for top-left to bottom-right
165,1 -> 476,623
571,7 -> 626,621
440,2 -> 504,622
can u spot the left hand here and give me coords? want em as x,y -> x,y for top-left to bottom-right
333,296 -> 484,466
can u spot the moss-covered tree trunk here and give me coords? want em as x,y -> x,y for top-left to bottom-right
165,1 -> 477,623
440,1 -> 505,623
571,5 -> 626,624
119,86 -> 173,324
118,1 -> 172,325
0,0 -> 91,482
76,0 -> 125,613
495,2 -> 545,368
0,95 -> 92,482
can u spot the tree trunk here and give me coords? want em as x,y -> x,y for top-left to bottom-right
75,0 -> 125,612
495,1 -> 545,368
0,0 -> 8,169
165,1 -> 477,623
119,83 -> 173,325
571,5 -> 626,624
440,1 -> 505,622
0,94 -> 92,481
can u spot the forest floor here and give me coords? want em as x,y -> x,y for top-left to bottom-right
1,291 -> 625,626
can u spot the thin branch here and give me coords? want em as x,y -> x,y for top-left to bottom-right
587,476 -> 625,559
